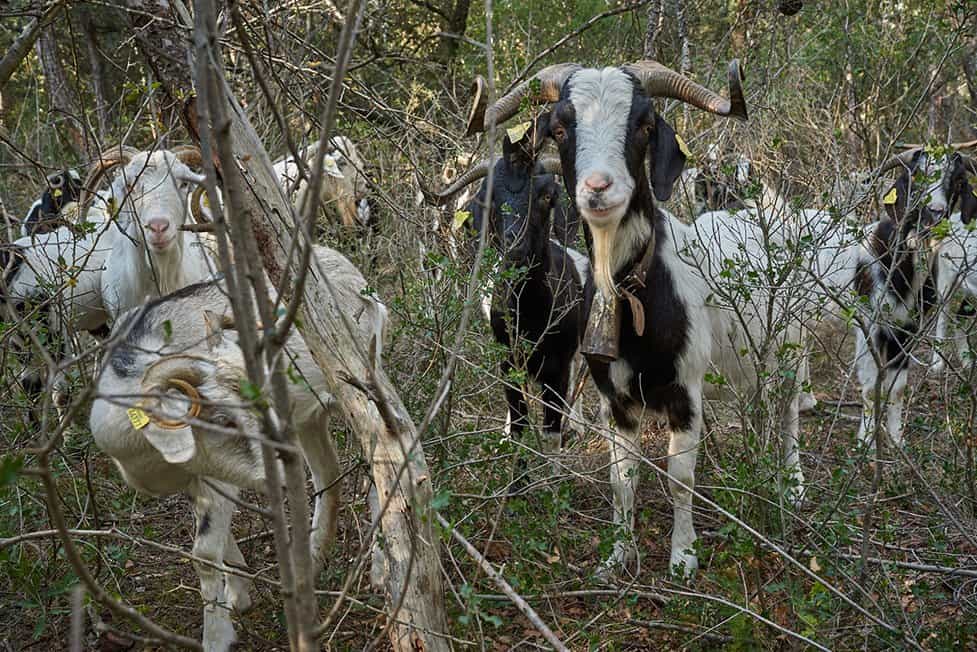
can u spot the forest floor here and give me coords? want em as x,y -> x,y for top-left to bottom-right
4,321 -> 977,651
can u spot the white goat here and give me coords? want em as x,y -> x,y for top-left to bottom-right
88,147 -> 216,322
273,136 -> 371,227
90,246 -> 386,652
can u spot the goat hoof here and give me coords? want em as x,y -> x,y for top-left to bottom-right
227,585 -> 253,615
798,393 -> 818,413
785,483 -> 806,508
595,542 -> 638,582
669,548 -> 698,580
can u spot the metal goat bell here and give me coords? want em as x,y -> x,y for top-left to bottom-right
581,289 -> 622,364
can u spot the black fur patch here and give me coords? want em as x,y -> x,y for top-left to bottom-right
197,511 -> 211,536
867,219 -> 916,303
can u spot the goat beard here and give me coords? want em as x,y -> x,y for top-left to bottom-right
589,221 -> 620,298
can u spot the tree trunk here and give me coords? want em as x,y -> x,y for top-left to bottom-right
675,0 -> 691,125
140,2 -> 451,649
79,7 -> 110,140
35,23 -> 86,157
436,0 -> 472,66
125,0 -> 194,141
0,2 -> 62,93
643,0 -> 663,59
207,78 -> 452,652
730,0 -> 747,52
963,43 -> 977,137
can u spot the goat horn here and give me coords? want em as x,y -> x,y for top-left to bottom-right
878,149 -> 921,174
465,63 -> 582,136
80,145 -> 139,221
623,59 -> 748,121
189,185 -> 211,224
141,355 -> 207,429
418,160 -> 491,206
171,145 -> 204,169
898,140 -> 977,151
538,156 -> 562,175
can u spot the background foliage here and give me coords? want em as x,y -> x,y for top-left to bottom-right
2,0 -> 977,649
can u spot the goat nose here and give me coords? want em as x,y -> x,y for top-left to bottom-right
584,173 -> 612,193
147,218 -> 170,234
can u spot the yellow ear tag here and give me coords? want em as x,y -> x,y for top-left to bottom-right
452,210 -> 471,231
128,407 -> 150,430
53,188 -> 63,198
506,121 -> 531,144
883,188 -> 898,205
675,134 -> 692,159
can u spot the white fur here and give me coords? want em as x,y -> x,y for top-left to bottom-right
99,151 -> 214,322
273,136 -> 370,227
569,69 -> 636,224
930,212 -> 977,373
594,207 -> 805,578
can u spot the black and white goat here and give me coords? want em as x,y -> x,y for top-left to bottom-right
671,142 -> 754,219
90,246 -> 386,651
801,148 -> 963,447
469,60 -> 805,577
20,169 -> 83,237
928,153 -> 977,374
422,134 -> 591,465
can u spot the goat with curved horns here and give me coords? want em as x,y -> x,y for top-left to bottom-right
83,145 -> 217,322
470,60 -> 808,579
422,132 -> 591,481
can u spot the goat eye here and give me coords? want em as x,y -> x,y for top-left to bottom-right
642,123 -> 654,139
552,125 -> 567,143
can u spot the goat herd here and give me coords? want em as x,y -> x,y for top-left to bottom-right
4,58 -> 977,649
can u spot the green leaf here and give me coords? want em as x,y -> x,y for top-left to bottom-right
240,380 -> 262,402
0,455 -> 25,487
430,490 -> 451,511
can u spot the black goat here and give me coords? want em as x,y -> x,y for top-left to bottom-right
421,133 -> 591,469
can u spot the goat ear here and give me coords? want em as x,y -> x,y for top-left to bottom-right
962,191 -> 977,225
528,111 -> 552,155
649,114 -> 687,202
143,424 -> 196,464
203,311 -> 236,351
884,174 -> 909,221
203,310 -> 226,351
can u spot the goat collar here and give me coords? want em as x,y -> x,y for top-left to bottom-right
581,221 -> 656,363
618,227 -> 657,337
